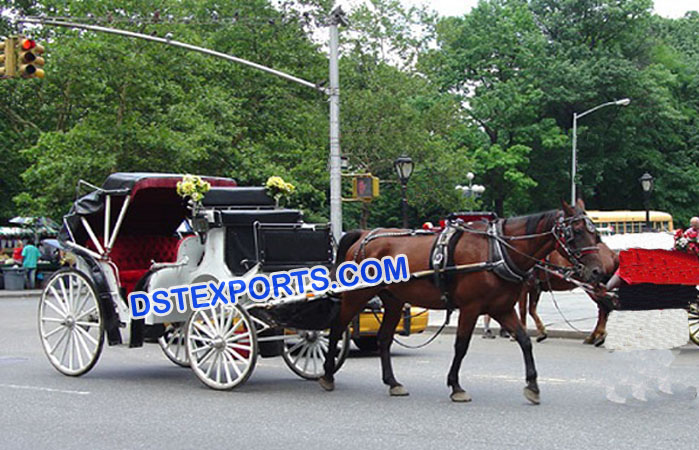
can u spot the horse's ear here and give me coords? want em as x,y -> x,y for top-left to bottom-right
560,199 -> 575,216
576,198 -> 586,211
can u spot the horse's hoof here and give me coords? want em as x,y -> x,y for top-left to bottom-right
536,333 -> 548,343
524,387 -> 540,405
319,377 -> 335,392
389,385 -> 409,396
593,334 -> 606,347
450,390 -> 472,403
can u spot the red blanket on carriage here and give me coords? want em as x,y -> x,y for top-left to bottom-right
618,248 -> 699,286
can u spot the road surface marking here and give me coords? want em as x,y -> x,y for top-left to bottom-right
0,383 -> 90,395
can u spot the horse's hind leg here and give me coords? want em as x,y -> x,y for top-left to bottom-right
319,289 -> 377,391
446,308 -> 478,402
496,310 -> 540,405
376,291 -> 408,396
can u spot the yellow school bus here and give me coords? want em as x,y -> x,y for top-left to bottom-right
586,210 -> 674,234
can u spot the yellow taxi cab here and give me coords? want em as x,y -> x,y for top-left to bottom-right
351,298 -> 429,351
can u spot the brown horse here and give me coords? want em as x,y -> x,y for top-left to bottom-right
517,241 -> 618,345
320,200 -> 604,404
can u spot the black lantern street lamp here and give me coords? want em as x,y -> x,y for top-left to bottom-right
394,155 -> 414,228
639,172 -> 654,231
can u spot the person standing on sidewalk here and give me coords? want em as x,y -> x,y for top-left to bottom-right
21,240 -> 41,289
12,241 -> 23,264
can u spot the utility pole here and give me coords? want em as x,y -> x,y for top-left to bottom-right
328,7 -> 348,243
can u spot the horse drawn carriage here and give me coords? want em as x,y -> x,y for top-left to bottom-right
38,172 -> 354,390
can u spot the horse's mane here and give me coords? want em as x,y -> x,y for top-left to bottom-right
505,210 -> 559,235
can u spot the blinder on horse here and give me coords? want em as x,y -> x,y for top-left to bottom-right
551,214 -> 601,279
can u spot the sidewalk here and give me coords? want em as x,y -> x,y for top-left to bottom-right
0,289 -> 42,299
426,288 -> 599,339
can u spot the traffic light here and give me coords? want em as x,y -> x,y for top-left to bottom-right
1,37 -> 17,78
352,174 -> 380,200
17,37 -> 45,79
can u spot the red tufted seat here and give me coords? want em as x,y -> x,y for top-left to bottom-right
87,235 -> 180,295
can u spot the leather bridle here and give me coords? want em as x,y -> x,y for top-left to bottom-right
552,214 -> 600,275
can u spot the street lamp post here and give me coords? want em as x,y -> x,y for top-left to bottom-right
394,155 -> 414,229
639,172 -> 654,231
571,98 -> 631,204
455,172 -> 486,211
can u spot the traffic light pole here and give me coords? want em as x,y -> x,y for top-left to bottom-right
18,13 -> 347,242
328,9 -> 346,244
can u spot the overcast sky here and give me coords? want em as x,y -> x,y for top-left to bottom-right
340,0 -> 697,19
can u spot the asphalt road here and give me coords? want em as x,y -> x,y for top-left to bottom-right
1,295 -> 698,450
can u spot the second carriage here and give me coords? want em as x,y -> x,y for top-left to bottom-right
39,172 -> 356,390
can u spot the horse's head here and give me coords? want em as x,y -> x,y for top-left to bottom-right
556,199 -> 605,284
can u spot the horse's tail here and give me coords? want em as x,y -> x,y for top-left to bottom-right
335,229 -> 363,266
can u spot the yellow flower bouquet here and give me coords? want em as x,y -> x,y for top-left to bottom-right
265,176 -> 295,207
176,174 -> 211,214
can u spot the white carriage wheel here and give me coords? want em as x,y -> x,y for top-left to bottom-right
186,303 -> 258,390
689,303 -> 699,346
158,323 -> 190,367
38,269 -> 104,376
281,327 -> 350,380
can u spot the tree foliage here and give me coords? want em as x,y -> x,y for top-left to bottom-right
0,0 -> 697,229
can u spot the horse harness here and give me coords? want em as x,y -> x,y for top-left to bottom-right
351,219 -> 535,311
350,212 -> 597,311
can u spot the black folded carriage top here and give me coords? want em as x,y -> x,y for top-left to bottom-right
202,187 -> 275,208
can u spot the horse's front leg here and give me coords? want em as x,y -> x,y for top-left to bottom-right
376,291 -> 408,396
496,310 -> 540,405
446,308 -> 478,402
584,302 -> 609,346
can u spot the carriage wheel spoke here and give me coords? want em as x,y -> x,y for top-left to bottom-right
230,343 -> 251,352
198,347 -> 216,366
189,334 -> 213,345
49,287 -> 69,315
191,344 -> 212,355
41,317 -> 64,323
224,349 -> 243,377
205,352 -> 218,379
48,327 -> 70,356
75,324 -> 99,347
228,348 -> 249,365
42,324 -> 65,340
72,330 -> 85,369
286,339 -> 305,355
44,299 -> 67,318
223,317 -> 244,339
59,279 -> 72,314
74,327 -> 93,363
311,344 -> 319,374
200,309 -> 220,336
193,321 -> 216,339
225,330 -> 251,344
74,292 -> 91,319
221,350 -> 233,384
215,352 -> 223,383
75,306 -> 98,322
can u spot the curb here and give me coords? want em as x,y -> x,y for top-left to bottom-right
0,290 -> 41,299
425,325 -> 588,340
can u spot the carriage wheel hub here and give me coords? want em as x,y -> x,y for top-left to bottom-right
306,331 -> 318,343
212,336 -> 225,349
64,316 -> 75,328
